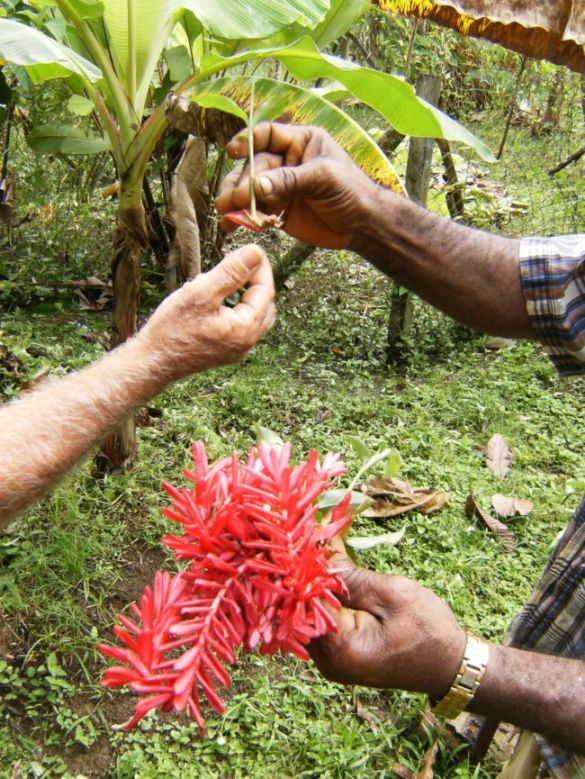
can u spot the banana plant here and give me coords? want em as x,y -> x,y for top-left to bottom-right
0,0 -> 493,467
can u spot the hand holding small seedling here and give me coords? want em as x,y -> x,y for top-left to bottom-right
223,80 -> 284,233
217,122 -> 375,248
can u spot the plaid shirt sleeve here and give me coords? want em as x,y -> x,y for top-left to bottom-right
519,235 -> 585,376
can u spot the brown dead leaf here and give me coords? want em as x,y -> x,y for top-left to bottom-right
75,285 -> 112,312
362,477 -> 449,518
465,495 -> 517,551
417,740 -> 439,779
492,494 -> 534,517
392,764 -> 416,779
355,698 -> 379,733
10,763 -> 22,779
486,434 -> 513,479
485,337 -> 515,351
19,367 -> 51,393
448,711 -> 483,744
375,1 -> 585,75
299,670 -> 317,683
82,330 -> 112,350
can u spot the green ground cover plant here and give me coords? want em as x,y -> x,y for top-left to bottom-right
1,216 -> 584,776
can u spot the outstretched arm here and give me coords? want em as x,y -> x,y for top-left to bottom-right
216,123 -> 532,338
0,245 -> 275,526
309,559 -> 585,754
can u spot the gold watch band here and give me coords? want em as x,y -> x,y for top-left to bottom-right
431,634 -> 490,720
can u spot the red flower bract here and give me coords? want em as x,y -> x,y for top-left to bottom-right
99,442 -> 352,733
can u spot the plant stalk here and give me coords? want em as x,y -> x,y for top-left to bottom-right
55,0 -> 135,150
127,0 -> 137,110
248,78 -> 257,220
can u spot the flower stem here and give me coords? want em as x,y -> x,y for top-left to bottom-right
248,78 -> 257,221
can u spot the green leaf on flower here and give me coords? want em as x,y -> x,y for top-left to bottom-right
317,489 -> 370,512
254,424 -> 284,451
346,527 -> 406,550
343,434 -> 371,464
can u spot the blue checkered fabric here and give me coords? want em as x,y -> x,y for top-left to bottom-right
504,235 -> 585,777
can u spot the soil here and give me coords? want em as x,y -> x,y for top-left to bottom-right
4,545 -> 170,778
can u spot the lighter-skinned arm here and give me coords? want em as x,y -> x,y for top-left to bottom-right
309,560 -> 585,754
0,245 -> 275,526
216,123 -> 531,338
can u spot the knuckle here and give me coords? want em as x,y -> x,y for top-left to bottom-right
220,256 -> 247,288
280,166 -> 298,193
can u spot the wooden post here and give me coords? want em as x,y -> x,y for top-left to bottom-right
387,74 -> 441,364
497,55 -> 528,160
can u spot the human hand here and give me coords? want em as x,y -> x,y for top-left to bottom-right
310,555 -> 467,699
137,244 -> 275,382
215,123 -> 380,250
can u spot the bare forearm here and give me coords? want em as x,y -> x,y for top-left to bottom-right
0,246 -> 275,526
350,188 -> 532,338
469,645 -> 585,753
0,338 -> 165,525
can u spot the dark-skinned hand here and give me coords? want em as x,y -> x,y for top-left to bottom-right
215,123 -> 380,250
310,552 -> 467,700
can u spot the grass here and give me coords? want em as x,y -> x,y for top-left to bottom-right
1,245 -> 584,778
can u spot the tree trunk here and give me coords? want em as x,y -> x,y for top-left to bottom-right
369,12 -> 381,64
98,204 -> 148,472
166,135 -> 207,291
436,138 -> 465,220
387,74 -> 441,365
497,55 -> 528,158
537,66 -> 566,134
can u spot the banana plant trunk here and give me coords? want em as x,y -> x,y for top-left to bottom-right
99,198 -> 149,471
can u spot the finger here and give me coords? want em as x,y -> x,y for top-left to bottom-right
308,606 -> 380,680
197,245 -> 269,304
231,253 -> 275,326
215,153 -> 284,214
215,161 -> 248,214
227,122 -> 312,163
253,159 -> 325,206
331,560 -> 396,617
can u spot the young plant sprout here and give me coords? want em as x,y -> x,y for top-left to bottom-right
224,79 -> 284,233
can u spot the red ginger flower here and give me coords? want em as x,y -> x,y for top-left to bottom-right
99,442 -> 352,733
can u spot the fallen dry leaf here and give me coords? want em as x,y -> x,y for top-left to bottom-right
392,764 -> 416,779
10,764 -> 22,779
299,669 -> 317,683
465,495 -> 517,551
417,740 -> 439,779
485,337 -> 515,351
19,367 -> 52,393
75,286 -> 112,312
448,711 -> 483,744
486,434 -> 513,478
362,477 -> 449,518
355,698 -> 379,733
492,494 -> 534,517
82,330 -> 112,350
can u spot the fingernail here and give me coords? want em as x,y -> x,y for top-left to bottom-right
257,176 -> 273,196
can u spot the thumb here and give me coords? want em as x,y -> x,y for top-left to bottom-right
332,558 -> 393,615
255,161 -> 321,205
198,244 -> 267,302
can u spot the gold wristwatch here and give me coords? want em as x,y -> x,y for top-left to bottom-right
431,633 -> 490,719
